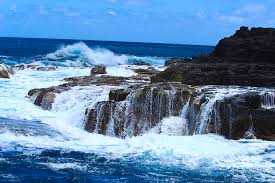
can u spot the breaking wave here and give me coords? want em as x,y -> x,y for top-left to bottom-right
44,42 -> 165,67
46,42 -> 127,66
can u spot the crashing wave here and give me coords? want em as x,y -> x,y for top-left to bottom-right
43,42 -> 166,67
46,42 -> 128,66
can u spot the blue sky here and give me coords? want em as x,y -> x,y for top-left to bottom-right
0,0 -> 274,45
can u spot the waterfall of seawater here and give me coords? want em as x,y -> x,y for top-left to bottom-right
261,92 -> 275,109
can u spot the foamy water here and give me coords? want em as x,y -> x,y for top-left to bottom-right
0,44 -> 274,182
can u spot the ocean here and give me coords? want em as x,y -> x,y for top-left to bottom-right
0,37 -> 274,183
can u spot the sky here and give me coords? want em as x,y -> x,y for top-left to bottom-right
0,0 -> 274,45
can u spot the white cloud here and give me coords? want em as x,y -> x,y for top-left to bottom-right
9,5 -> 17,12
107,10 -> 117,16
241,4 -> 266,14
195,10 -> 207,19
107,0 -> 117,3
65,12 -> 80,17
37,6 -> 48,15
217,13 -> 244,24
54,7 -> 80,17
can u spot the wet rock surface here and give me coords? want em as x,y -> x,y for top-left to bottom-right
0,63 -> 15,78
28,75 -> 130,110
85,83 -> 194,138
90,65 -> 107,75
208,93 -> 275,141
12,64 -> 57,71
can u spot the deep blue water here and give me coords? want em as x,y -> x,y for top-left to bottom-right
0,37 -> 214,66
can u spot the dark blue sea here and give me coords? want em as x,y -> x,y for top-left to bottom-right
0,38 -> 274,183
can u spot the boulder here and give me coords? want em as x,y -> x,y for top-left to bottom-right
90,65 -> 107,75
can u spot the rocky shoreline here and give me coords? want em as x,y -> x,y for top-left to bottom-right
153,27 -> 275,87
3,27 -> 274,141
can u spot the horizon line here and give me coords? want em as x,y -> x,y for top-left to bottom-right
0,36 -> 215,47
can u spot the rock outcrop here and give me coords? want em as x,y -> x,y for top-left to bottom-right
208,93 -> 275,141
85,83 -> 194,137
151,62 -> 275,87
90,65 -> 107,75
28,75 -> 129,110
0,63 -> 15,78
211,26 -> 275,63
84,84 -> 275,140
152,27 -> 275,87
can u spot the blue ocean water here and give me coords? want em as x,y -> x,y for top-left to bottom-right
0,37 -> 213,66
0,38 -> 274,183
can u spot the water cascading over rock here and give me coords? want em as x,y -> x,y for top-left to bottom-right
85,84 -> 194,138
84,85 -> 275,140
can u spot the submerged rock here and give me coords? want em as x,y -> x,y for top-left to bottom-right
90,65 -> 107,75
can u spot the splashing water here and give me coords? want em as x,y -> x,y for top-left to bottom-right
261,92 -> 275,109
46,42 -> 128,66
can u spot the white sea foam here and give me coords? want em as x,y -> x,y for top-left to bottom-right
41,163 -> 88,171
0,66 -> 275,182
46,42 -> 128,66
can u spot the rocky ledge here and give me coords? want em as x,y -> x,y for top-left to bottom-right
153,27 -> 275,87
84,83 -> 275,140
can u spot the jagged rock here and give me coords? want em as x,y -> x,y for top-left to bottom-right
208,93 -> 275,141
0,63 -> 15,78
152,27 -> 275,87
212,26 -> 275,63
109,89 -> 130,102
90,65 -> 107,75
85,83 -> 194,138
